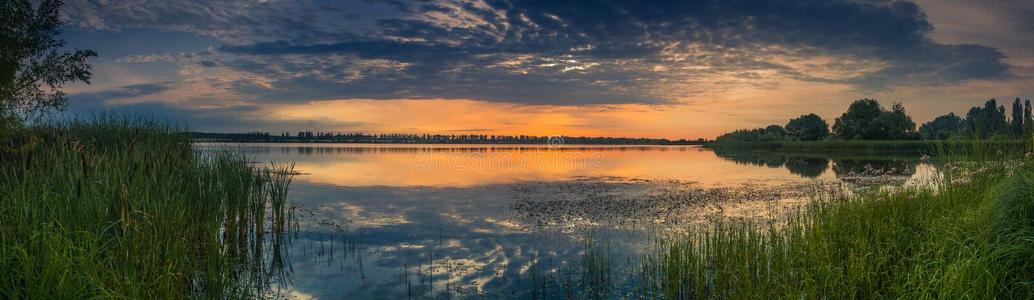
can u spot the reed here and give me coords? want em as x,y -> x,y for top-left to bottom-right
0,117 -> 294,299
640,143 -> 1034,299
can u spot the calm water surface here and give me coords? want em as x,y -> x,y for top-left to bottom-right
198,143 -> 935,299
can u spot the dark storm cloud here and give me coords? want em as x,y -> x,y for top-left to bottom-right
225,69 -> 666,105
67,90 -> 364,132
64,0 -> 1015,105
850,43 -> 1011,88
218,40 -> 486,61
70,82 -> 176,103
66,83 -> 271,131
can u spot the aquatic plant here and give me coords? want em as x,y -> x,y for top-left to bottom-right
0,117 -> 294,298
639,148 -> 1034,299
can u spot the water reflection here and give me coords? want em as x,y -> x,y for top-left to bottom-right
712,148 -> 923,179
275,183 -> 649,299
199,143 -> 838,187
786,157 -> 829,178
195,143 -> 937,299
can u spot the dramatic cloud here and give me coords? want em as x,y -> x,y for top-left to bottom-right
70,82 -> 176,104
67,90 -> 365,132
59,0 -> 1032,136
63,0 -> 1015,106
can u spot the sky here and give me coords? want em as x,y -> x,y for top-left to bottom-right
57,0 -> 1034,139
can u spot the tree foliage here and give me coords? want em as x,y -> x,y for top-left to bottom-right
715,125 -> 787,143
1,0 -> 95,124
921,98 -> 1033,140
1025,99 -> 1033,135
718,96 -> 1032,143
192,131 -> 702,145
831,99 -> 882,140
919,113 -> 963,140
832,99 -> 917,140
876,103 -> 918,140
785,113 -> 829,141
964,99 -> 1009,139
1011,98 -> 1024,135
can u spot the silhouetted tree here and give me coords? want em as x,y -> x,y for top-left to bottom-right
919,113 -> 963,140
193,132 -> 699,145
1,0 -> 95,125
1026,99 -> 1033,135
964,99 -> 1009,139
714,125 -> 786,142
832,99 -> 917,140
785,113 -> 829,141
764,125 -> 785,136
875,102 -> 918,139
1011,98 -> 1024,136
832,99 -> 883,139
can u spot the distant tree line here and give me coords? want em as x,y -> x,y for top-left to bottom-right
716,111 -> 839,143
919,98 -> 1033,140
192,131 -> 706,145
716,97 -> 1034,143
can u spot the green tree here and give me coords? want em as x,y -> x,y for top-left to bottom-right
875,102 -> 918,140
832,99 -> 883,139
964,99 -> 1008,139
785,113 -> 829,141
832,99 -> 917,140
919,113 -> 963,140
715,125 -> 786,143
764,124 -> 786,136
1025,99 -> 1033,135
1011,98 -> 1024,136
1,0 -> 95,125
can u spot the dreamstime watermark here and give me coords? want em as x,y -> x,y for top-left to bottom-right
414,135 -> 606,171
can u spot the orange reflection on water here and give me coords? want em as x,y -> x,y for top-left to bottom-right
210,143 -> 830,187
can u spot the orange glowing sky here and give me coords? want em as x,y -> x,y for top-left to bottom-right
61,0 -> 1034,139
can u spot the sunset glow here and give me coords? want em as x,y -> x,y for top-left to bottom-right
59,1 -> 1034,139
8,1 -> 1034,298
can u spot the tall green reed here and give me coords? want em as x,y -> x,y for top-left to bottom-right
640,143 -> 1034,299
0,117 -> 294,299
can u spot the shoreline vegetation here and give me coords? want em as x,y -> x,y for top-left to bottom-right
190,131 -> 706,145
3,1 -> 1033,298
631,96 -> 1034,298
703,139 -> 1031,154
639,142 -> 1034,299
0,118 -> 295,298
5,120 -> 1032,298
712,98 -> 1032,145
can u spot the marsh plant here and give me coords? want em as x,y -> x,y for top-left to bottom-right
0,117 -> 295,298
638,143 -> 1034,299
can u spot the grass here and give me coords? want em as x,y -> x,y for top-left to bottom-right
0,117 -> 294,299
6,118 -> 1032,299
640,144 -> 1034,299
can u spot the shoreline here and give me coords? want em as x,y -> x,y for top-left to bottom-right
703,139 -> 1031,154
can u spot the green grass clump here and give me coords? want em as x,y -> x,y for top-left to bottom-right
0,117 -> 294,299
641,154 -> 1034,299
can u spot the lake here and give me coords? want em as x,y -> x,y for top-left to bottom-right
198,143 -> 936,299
